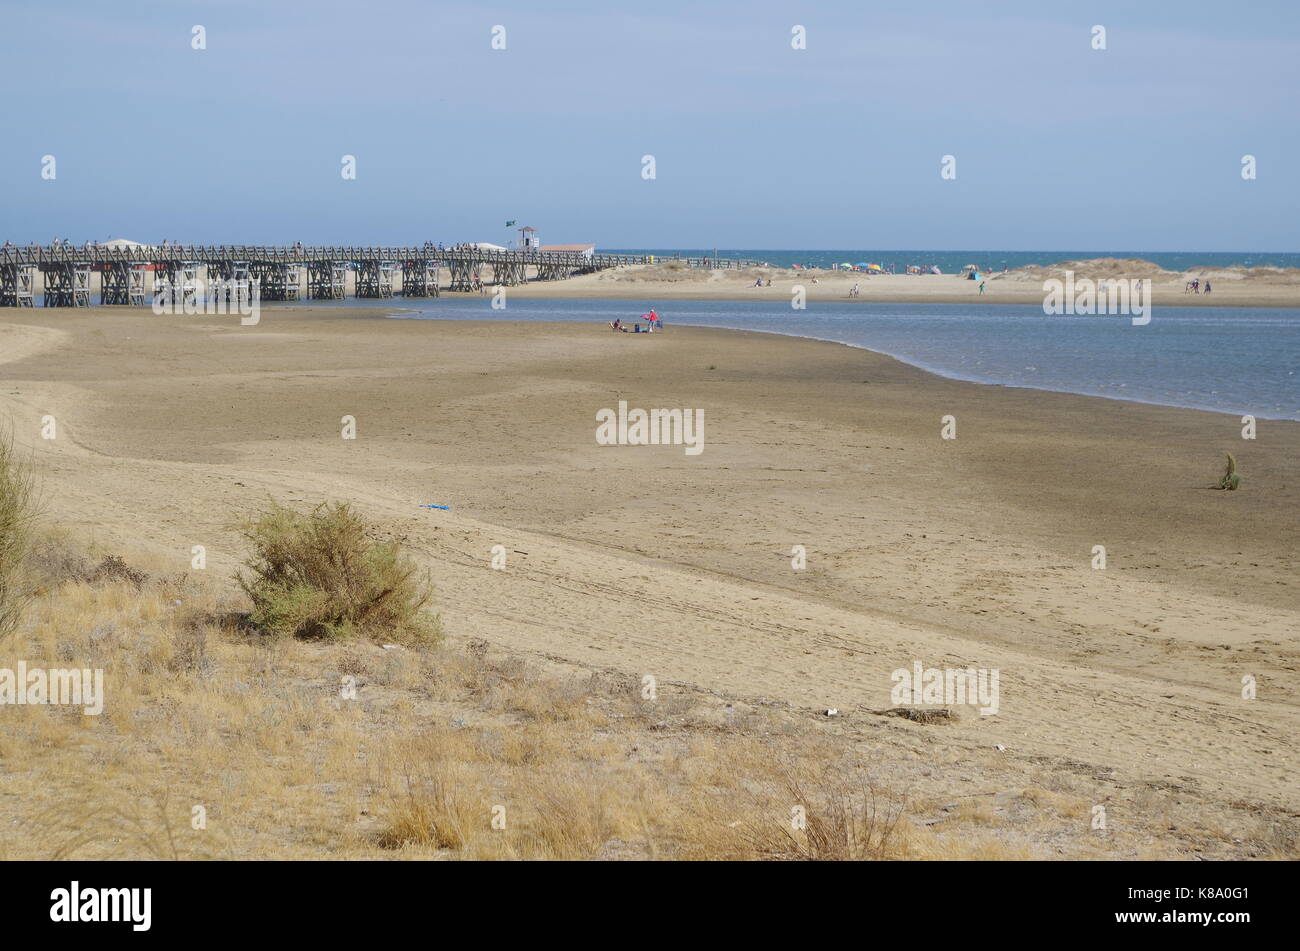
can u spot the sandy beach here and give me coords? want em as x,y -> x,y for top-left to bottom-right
507,260 -> 1300,308
1,306 -> 1296,858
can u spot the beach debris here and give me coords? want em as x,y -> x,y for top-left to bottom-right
995,744 -> 1007,752
421,504 -> 452,510
872,707 -> 955,724
824,708 -> 839,717
1216,453 -> 1241,490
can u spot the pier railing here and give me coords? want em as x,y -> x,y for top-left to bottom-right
0,244 -> 769,307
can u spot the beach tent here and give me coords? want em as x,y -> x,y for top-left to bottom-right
867,263 -> 883,272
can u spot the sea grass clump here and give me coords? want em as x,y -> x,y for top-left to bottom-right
1217,453 -> 1241,490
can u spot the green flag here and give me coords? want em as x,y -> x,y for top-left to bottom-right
505,220 -> 516,227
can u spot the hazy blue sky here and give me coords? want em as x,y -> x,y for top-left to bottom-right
2,0 -> 1296,249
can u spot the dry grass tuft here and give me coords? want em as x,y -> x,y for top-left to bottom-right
0,429 -> 38,640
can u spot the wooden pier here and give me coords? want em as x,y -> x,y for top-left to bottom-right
0,245 -> 767,307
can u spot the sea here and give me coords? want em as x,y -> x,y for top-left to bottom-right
605,249 -> 1300,272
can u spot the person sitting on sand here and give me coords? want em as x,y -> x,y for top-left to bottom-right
609,318 -> 622,332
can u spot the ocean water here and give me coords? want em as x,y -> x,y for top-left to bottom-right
605,249 -> 1300,272
377,298 -> 1300,421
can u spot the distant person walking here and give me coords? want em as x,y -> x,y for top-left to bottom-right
979,280 -> 986,295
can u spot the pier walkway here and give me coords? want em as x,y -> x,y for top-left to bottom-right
0,244 -> 765,306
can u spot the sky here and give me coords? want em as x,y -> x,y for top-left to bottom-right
1,0 -> 1296,250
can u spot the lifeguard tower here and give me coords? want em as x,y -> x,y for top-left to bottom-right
517,226 -> 540,251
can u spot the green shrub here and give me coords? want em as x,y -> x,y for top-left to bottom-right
0,433 -> 38,640
238,502 -> 440,644
1218,452 -> 1241,490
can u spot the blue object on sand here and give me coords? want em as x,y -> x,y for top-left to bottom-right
421,504 -> 452,510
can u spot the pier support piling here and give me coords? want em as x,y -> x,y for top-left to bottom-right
40,262 -> 92,307
207,261 -> 253,309
401,260 -> 439,297
447,259 -> 474,292
356,260 -> 394,298
253,262 -> 302,301
308,261 -> 348,299
101,262 -> 132,304
0,264 -> 36,306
